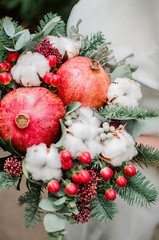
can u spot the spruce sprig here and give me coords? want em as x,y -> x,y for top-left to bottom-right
79,32 -> 105,58
36,12 -> 66,36
112,170 -> 157,206
91,193 -> 118,222
18,184 -> 43,229
96,105 -> 159,121
0,171 -> 18,190
132,143 -> 159,168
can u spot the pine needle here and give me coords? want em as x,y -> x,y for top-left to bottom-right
91,193 -> 118,222
0,171 -> 18,190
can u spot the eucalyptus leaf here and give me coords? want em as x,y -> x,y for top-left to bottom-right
3,17 -> 15,37
15,30 -> 31,51
54,120 -> 67,148
10,29 -> 28,38
2,46 -> 15,52
65,215 -> 76,224
21,41 -> 38,56
68,201 -> 76,208
39,198 -> 64,212
43,16 -> 61,37
43,213 -> 65,232
53,197 -> 66,206
111,65 -> 132,81
68,206 -> 79,215
65,102 -> 81,116
51,187 -> 66,197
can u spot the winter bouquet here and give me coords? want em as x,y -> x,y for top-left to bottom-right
0,13 -> 159,240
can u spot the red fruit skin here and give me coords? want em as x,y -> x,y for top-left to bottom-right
43,72 -> 54,84
56,56 -> 110,109
0,62 -> 6,71
124,165 -> 136,177
116,176 -> 127,187
79,151 -> 92,164
47,55 -> 57,68
100,167 -> 114,180
47,180 -> 60,193
72,171 -> 79,183
61,159 -> 73,170
3,60 -> 12,71
7,52 -> 20,62
65,183 -> 78,195
0,72 -> 12,85
0,87 -> 66,153
60,150 -> 72,161
78,170 -> 91,184
105,189 -> 116,200
50,75 -> 61,87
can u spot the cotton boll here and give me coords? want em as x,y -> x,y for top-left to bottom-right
26,143 -> 47,168
29,168 -> 43,181
102,130 -> 137,166
85,139 -> 104,158
77,107 -> 94,123
46,145 -> 61,169
41,166 -> 62,181
11,51 -> 50,86
48,36 -> 80,60
68,122 -> 90,140
107,78 -> 142,107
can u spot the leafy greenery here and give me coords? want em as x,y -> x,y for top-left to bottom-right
91,193 -> 118,222
113,170 -> 158,206
0,171 -> 18,190
132,143 -> 159,168
95,105 -> 159,121
36,12 -> 66,36
0,137 -> 22,156
79,32 -> 105,58
18,184 -> 43,229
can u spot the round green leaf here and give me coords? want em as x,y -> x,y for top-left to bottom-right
39,198 -> 64,211
44,213 -> 65,232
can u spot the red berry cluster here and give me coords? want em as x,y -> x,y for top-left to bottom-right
33,37 -> 62,67
109,120 -> 121,129
71,202 -> 92,223
60,150 -> 73,170
43,72 -> 62,87
4,155 -> 23,177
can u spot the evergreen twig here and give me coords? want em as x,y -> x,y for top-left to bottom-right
0,171 -> 18,190
132,144 -> 159,168
112,170 -> 158,206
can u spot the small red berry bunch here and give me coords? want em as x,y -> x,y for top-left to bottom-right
4,155 -> 23,177
60,150 -> 73,170
43,72 -> 62,87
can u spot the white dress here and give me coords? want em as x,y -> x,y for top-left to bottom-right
66,1 -> 159,240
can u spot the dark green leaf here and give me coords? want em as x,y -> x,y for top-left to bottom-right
54,120 -> 67,148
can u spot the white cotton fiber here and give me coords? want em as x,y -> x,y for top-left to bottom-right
102,130 -> 138,166
25,144 -> 62,181
107,78 -> 142,107
84,139 -> 104,158
11,51 -> 50,87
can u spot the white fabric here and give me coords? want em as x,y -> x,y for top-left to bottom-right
67,0 -> 159,90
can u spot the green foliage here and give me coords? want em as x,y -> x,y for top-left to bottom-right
0,171 -> 18,190
37,12 -> 66,36
79,32 -> 106,58
91,193 -> 118,222
18,184 -> 43,229
44,213 -> 65,232
113,170 -> 157,206
110,64 -> 132,81
132,143 -> 159,168
95,105 -> 159,122
0,137 -> 22,156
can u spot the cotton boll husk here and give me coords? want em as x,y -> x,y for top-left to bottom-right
41,166 -> 62,181
46,145 -> 61,169
102,130 -> 137,166
25,143 -> 47,168
63,134 -> 87,158
85,139 -> 104,158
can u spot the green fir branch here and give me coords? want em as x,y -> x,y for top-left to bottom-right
132,143 -> 159,168
36,12 -> 66,36
79,32 -> 105,58
91,193 -> 118,222
18,184 -> 43,229
96,105 -> 159,121
0,171 -> 18,190
112,170 -> 157,206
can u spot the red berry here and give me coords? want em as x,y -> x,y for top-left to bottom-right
100,167 -> 114,180
124,165 -> 136,177
78,170 -> 91,184
61,159 -> 73,170
65,183 -> 78,195
79,151 -> 92,164
105,189 -> 116,200
60,150 -> 72,161
3,60 -> 12,71
0,72 -> 12,85
72,171 -> 79,183
47,180 -> 60,193
0,62 -> 6,71
116,176 -> 127,187
50,75 -> 61,87
47,55 -> 57,68
7,52 -> 20,62
43,72 -> 54,84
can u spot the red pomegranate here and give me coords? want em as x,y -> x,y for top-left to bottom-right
0,87 -> 66,153
56,56 -> 110,109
